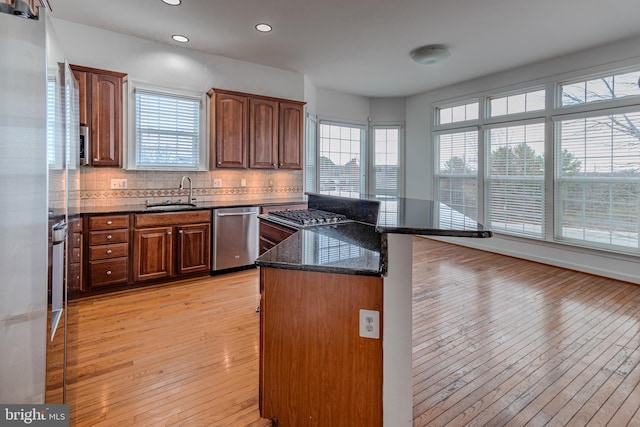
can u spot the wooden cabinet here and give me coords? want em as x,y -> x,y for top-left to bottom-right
71,65 -> 126,167
249,98 -> 278,169
212,92 -> 248,168
133,210 -> 211,282
260,267 -> 383,425
258,220 -> 296,255
277,102 -> 304,169
85,214 -> 130,288
133,226 -> 173,281
68,218 -> 83,293
258,203 -> 307,254
208,88 -> 305,170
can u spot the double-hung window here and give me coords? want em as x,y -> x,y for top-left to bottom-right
555,69 -> 640,252
130,85 -> 205,170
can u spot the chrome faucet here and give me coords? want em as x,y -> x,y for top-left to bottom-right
179,175 -> 194,204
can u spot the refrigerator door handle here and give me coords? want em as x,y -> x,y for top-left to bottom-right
51,221 -> 68,341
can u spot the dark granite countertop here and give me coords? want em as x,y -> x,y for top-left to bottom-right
255,222 -> 383,276
256,193 -> 491,276
307,193 -> 492,238
53,197 -> 307,217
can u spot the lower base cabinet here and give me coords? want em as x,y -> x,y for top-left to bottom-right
133,211 -> 211,282
260,267 -> 383,426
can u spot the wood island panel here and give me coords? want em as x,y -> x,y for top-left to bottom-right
260,267 -> 383,426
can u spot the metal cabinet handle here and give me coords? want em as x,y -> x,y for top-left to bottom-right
167,231 -> 172,235
272,163 -> 277,166
93,158 -> 98,162
106,270 -> 112,275
106,234 -> 112,240
106,220 -> 113,225
106,249 -> 112,254
178,230 -> 183,234
217,161 -> 221,165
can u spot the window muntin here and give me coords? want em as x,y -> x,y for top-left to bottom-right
372,127 -> 401,196
437,101 -> 479,125
133,89 -> 202,170
489,89 -> 545,117
556,111 -> 640,251
318,122 -> 364,197
560,70 -> 640,106
486,122 -> 546,238
435,130 -> 478,221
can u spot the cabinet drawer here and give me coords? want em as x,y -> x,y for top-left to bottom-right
89,215 -> 129,231
71,247 -> 81,264
70,218 -> 83,233
259,220 -> 296,244
89,259 -> 128,287
89,242 -> 128,261
71,232 -> 82,248
134,210 -> 211,228
259,236 -> 277,255
89,229 -> 128,245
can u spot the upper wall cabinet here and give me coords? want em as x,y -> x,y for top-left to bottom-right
71,65 -> 127,168
208,88 -> 305,170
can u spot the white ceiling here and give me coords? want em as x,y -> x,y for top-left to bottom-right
50,0 -> 640,98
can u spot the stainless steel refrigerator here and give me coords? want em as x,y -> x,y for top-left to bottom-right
0,0 -> 76,405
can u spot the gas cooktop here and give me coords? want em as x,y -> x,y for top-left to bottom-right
267,209 -> 349,228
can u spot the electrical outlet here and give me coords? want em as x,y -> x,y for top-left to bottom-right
110,179 -> 127,189
240,178 -> 246,187
268,179 -> 274,187
213,179 -> 222,188
359,309 -> 380,339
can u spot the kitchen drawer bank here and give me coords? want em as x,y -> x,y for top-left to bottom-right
77,210 -> 211,297
71,199 -> 306,297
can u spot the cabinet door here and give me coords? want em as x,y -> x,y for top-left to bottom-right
249,98 -> 278,169
177,223 -> 211,275
133,227 -> 173,281
278,102 -> 304,170
71,69 -> 89,126
214,93 -> 248,168
90,73 -> 122,167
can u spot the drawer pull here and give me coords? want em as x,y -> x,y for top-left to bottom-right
107,234 -> 112,240
106,270 -> 112,275
106,249 -> 112,254
107,220 -> 113,225
167,231 -> 172,235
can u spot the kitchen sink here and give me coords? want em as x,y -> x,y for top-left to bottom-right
145,203 -> 197,211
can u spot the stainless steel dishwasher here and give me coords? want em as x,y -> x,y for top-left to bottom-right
211,206 -> 259,272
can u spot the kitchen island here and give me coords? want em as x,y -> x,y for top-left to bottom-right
256,193 -> 491,426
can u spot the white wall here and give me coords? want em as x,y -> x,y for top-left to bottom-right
316,87 -> 369,123
405,35 -> 640,284
50,18 -> 305,101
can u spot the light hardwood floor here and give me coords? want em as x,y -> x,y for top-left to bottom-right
59,238 -> 640,426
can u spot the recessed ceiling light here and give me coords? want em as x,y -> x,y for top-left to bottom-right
162,0 -> 181,5
172,34 -> 189,43
255,23 -> 272,33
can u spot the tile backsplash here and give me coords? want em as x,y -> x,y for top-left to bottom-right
79,168 -> 304,208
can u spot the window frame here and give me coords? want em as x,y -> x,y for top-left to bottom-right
432,61 -> 640,257
368,122 -> 404,197
126,81 -> 207,171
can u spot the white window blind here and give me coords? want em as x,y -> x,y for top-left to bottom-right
435,130 -> 478,221
486,122 -> 545,238
318,122 -> 363,197
556,111 -> 640,252
134,90 -> 201,169
46,79 -> 57,166
305,114 -> 317,193
372,127 -> 400,196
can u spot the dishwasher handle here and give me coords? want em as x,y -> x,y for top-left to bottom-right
216,211 -> 257,217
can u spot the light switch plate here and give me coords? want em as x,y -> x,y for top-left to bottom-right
213,179 -> 222,188
240,178 -> 246,187
359,309 -> 380,339
110,179 -> 127,189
